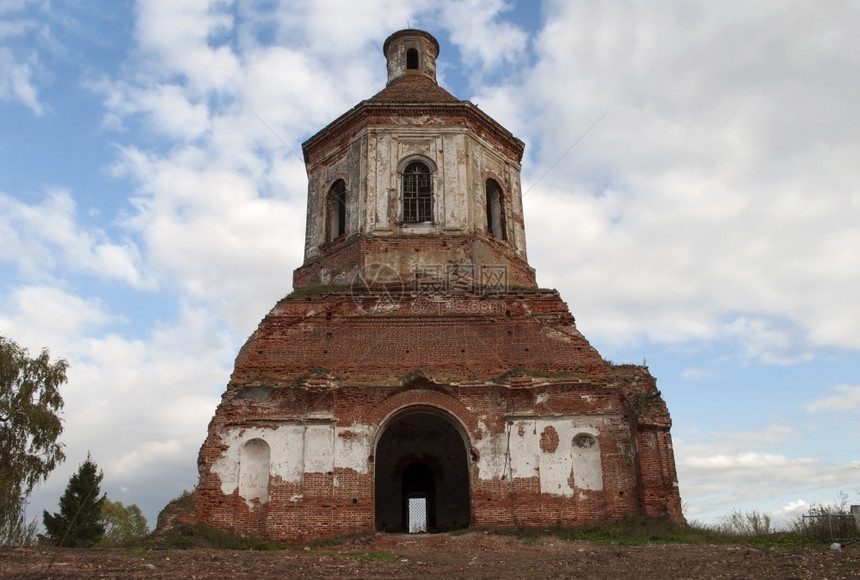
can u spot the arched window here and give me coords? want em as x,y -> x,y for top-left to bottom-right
486,179 -> 506,240
327,180 -> 346,242
402,162 -> 432,222
239,438 -> 270,504
406,48 -> 419,70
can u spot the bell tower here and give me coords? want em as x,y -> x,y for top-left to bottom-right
294,29 -> 536,289
193,28 -> 683,544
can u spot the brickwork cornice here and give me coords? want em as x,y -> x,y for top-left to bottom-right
303,100 -> 524,165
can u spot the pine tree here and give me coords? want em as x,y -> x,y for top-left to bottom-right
41,454 -> 106,547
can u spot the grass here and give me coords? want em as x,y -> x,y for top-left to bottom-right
487,513 -> 856,548
149,522 -> 283,551
140,499 -> 856,553
154,512 -> 855,551
305,536 -> 344,549
349,550 -> 399,562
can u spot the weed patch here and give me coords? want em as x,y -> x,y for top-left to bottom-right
484,514 -> 846,548
149,522 -> 283,551
350,550 -> 398,562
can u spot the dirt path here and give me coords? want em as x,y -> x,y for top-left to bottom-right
2,532 -> 857,579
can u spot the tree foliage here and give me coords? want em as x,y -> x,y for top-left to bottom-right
42,454 -> 106,547
0,336 -> 67,545
99,499 -> 149,546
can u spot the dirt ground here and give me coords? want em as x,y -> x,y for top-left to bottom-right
1,532 -> 857,579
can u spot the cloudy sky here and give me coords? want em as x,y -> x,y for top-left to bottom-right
2,0 -> 858,529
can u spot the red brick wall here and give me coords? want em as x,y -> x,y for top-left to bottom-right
194,290 -> 683,542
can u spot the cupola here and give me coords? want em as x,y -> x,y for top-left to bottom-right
383,29 -> 440,85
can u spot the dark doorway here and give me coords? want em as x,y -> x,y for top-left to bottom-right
375,410 -> 470,533
403,464 -> 435,532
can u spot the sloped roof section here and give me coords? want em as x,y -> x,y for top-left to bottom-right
368,74 -> 460,104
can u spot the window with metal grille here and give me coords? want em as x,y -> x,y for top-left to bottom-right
402,162 -> 432,222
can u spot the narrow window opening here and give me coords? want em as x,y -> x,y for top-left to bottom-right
402,162 -> 432,222
327,180 -> 346,241
406,48 -> 419,70
486,179 -> 506,240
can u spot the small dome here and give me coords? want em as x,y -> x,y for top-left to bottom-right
382,29 -> 440,86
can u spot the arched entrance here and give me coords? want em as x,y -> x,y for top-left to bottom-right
374,408 -> 471,533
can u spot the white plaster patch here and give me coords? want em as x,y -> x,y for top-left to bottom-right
474,422 -> 511,480
334,424 -> 373,474
507,420 -> 537,479
540,452 -> 572,496
304,423 -> 334,473
472,419 -> 605,495
535,419 -> 573,496
212,424 -> 306,496
213,422 -> 377,500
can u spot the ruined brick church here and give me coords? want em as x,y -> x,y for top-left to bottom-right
194,29 -> 683,542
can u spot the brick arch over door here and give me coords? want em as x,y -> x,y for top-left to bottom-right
364,389 -> 480,440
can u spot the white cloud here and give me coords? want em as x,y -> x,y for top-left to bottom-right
438,0 -> 528,71
501,0 -> 860,361
771,499 -> 810,523
0,188 -> 149,287
111,145 -> 304,333
805,385 -> 860,414
0,3 -> 46,115
131,0 -> 240,94
103,82 -> 211,140
268,0 -> 416,57
18,301 -> 232,523
675,434 -> 858,522
714,425 -> 797,448
685,452 -> 816,471
0,48 -> 43,115
0,286 -> 110,355
680,368 -> 714,381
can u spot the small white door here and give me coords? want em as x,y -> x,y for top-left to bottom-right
408,496 -> 428,533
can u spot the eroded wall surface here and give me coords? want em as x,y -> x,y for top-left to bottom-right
194,291 -> 683,542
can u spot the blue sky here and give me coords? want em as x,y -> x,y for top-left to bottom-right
2,0 -> 858,529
